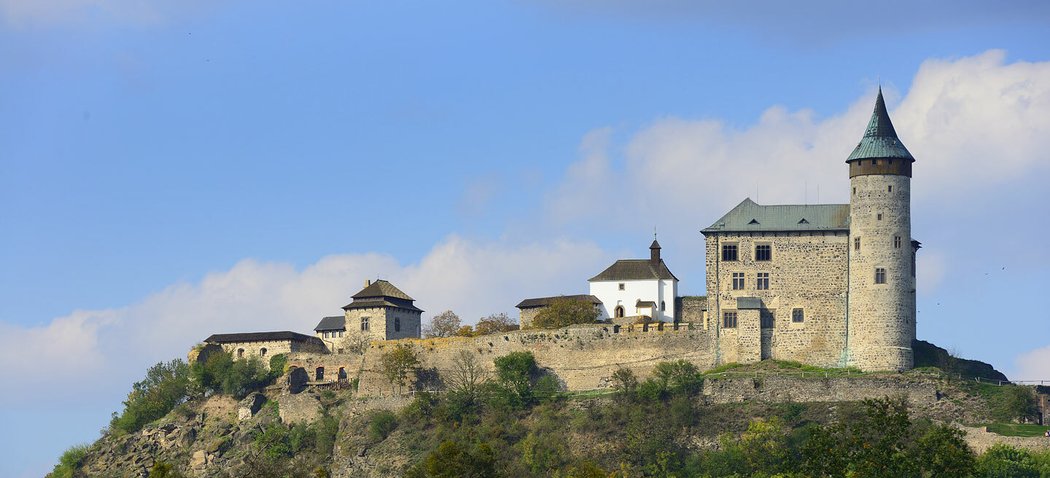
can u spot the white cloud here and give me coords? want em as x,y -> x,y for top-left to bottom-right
545,51 -> 1050,244
0,236 -> 607,406
1014,344 -> 1050,382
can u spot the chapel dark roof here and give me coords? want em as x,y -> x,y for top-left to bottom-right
588,259 -> 678,282
314,316 -> 346,332
846,87 -> 915,163
204,331 -> 324,346
515,294 -> 602,309
342,279 -> 423,313
702,198 -> 850,234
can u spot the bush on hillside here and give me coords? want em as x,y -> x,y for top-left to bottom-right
190,350 -> 273,398
110,359 -> 191,434
46,444 -> 90,478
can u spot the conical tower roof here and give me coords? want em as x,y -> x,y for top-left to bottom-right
846,88 -> 914,163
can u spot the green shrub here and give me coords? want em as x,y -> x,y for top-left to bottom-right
976,444 -> 1039,478
493,351 -> 538,405
148,461 -> 187,477
268,354 -> 288,377
406,440 -> 497,478
47,444 -> 90,478
110,359 -> 191,433
533,375 -> 562,403
190,351 -> 272,398
368,410 -> 398,442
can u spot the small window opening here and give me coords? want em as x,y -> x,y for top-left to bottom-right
855,237 -> 861,251
875,267 -> 887,284
888,185 -> 893,192
756,272 -> 770,290
618,283 -> 625,291
732,272 -> 745,290
361,317 -> 370,332
894,236 -> 902,249
259,347 -> 267,357
798,218 -> 809,224
877,213 -> 883,221
237,348 -> 245,359
748,218 -> 760,225
722,311 -> 738,328
315,367 -> 325,381
614,306 -> 624,318
792,308 -> 804,323
722,244 -> 739,261
755,244 -> 772,261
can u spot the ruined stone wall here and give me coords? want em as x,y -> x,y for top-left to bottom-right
701,375 -> 938,406
286,352 -> 367,383
705,231 -> 850,368
678,296 -> 707,328
355,324 -> 718,397
519,308 -> 541,329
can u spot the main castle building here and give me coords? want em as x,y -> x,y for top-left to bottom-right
702,88 -> 918,371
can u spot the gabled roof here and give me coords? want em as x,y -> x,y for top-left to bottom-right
352,279 -> 414,301
516,294 -> 602,309
702,198 -> 849,234
314,316 -> 346,332
846,87 -> 915,163
205,331 -> 325,346
588,259 -> 678,282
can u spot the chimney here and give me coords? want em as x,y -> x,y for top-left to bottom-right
365,279 -> 372,288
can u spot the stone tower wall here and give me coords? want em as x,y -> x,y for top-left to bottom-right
847,174 -> 915,371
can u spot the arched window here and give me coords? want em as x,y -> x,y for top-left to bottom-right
614,306 -> 624,318
338,367 -> 347,382
259,347 -> 267,357
394,317 -> 401,332
660,301 -> 665,311
237,348 -> 244,359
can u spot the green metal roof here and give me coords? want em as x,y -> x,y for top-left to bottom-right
846,88 -> 915,162
702,198 -> 849,233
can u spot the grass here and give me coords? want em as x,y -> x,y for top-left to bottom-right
982,423 -> 1050,437
702,360 -> 864,378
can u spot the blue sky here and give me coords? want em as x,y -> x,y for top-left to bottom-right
2,1 -> 1049,475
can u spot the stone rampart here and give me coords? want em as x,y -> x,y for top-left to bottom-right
701,375 -> 938,406
356,324 -> 718,397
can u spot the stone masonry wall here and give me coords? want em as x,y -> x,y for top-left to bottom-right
706,231 -> 850,368
355,324 -> 718,397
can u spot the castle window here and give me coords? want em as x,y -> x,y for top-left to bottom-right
614,306 -> 624,318
394,317 -> 401,332
237,348 -> 244,359
618,283 -> 625,291
723,311 -> 738,328
315,367 -> 325,381
875,268 -> 887,284
888,185 -> 893,192
660,300 -> 665,311
877,213 -> 883,221
732,272 -> 745,290
755,244 -> 772,261
361,317 -> 370,332
855,237 -> 861,251
338,331 -> 344,338
756,272 -> 770,290
259,347 -> 267,357
894,236 -> 902,249
722,244 -> 738,261
792,308 -> 804,323
853,187 -> 856,195
760,310 -> 774,329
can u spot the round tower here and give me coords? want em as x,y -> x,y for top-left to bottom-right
846,88 -> 917,371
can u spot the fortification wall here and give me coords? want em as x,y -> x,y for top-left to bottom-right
356,324 -> 718,397
701,375 -> 938,406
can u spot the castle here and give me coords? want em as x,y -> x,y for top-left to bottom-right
198,89 -> 918,384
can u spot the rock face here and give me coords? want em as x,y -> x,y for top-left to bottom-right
237,392 -> 266,421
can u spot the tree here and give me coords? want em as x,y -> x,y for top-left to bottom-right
110,359 -> 191,433
454,325 -> 475,337
339,334 -> 374,354
493,351 -> 539,405
424,310 -> 461,338
380,344 -> 421,394
446,350 -> 489,400
611,367 -> 638,398
474,313 -> 519,335
530,298 -> 599,329
406,440 -> 496,478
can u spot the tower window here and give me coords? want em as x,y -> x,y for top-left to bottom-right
361,317 -> 370,332
615,306 -> 624,318
877,213 -> 883,221
618,283 -> 625,291
660,300 -> 665,311
855,237 -> 861,251
875,268 -> 887,284
723,311 -> 738,328
755,244 -> 772,261
760,310 -> 774,328
732,272 -> 745,290
722,244 -> 738,261
853,187 -> 856,195
888,185 -> 893,192
894,236 -> 902,248
756,272 -> 770,290
792,308 -> 804,323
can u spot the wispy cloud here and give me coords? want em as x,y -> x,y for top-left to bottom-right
0,236 -> 607,407
0,0 -> 209,28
